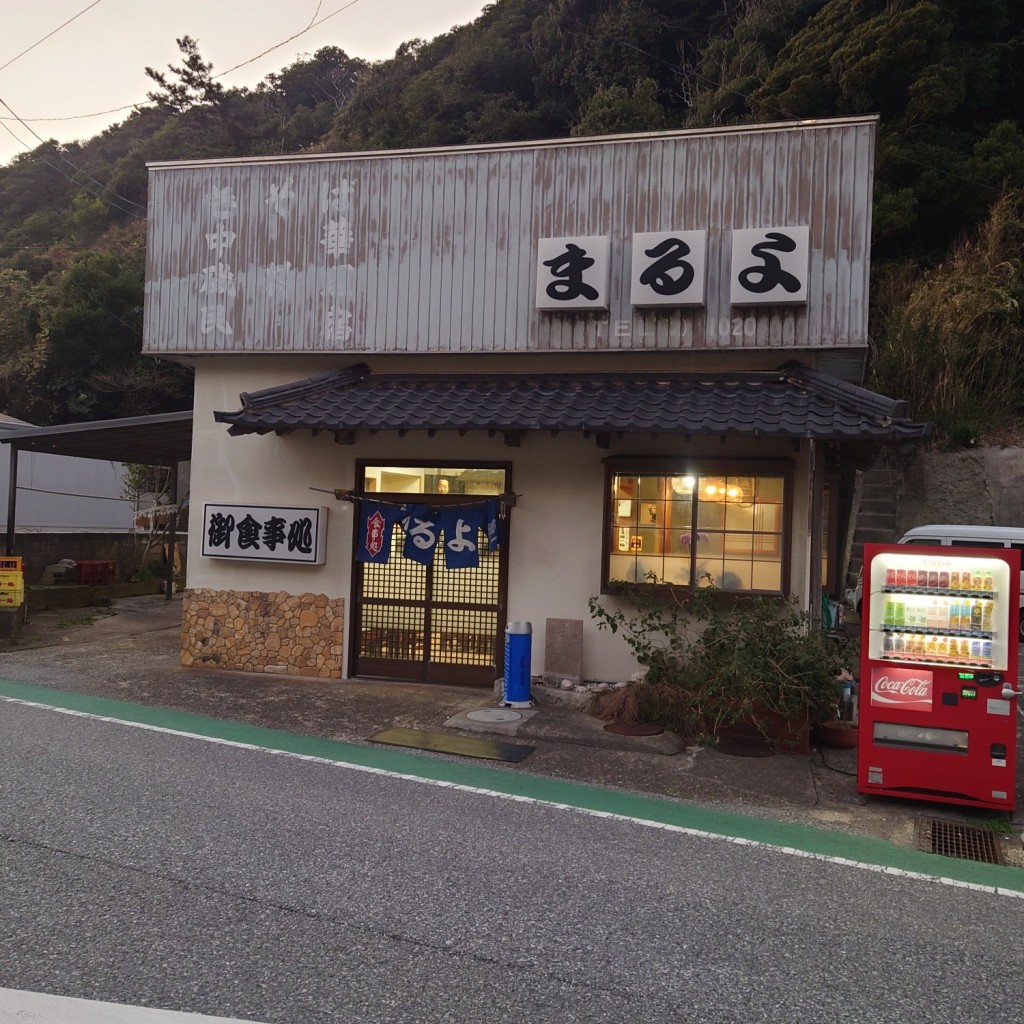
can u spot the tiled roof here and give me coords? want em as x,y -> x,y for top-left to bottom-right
213,363 -> 931,443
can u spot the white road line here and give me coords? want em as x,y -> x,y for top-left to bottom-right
0,986 -> 267,1023
3,694 -> 1023,900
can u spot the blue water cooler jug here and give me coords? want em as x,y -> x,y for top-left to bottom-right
502,621 -> 533,708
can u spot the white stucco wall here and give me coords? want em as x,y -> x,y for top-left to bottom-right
190,356 -> 814,682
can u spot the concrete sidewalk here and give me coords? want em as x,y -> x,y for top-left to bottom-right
0,985 -> 267,1024
1,594 -> 1021,863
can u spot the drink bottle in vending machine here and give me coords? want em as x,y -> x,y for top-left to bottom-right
858,543 -> 1021,811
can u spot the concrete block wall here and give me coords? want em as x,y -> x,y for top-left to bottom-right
6,534 -> 187,584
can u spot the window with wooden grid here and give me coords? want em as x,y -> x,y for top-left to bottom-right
605,462 -> 790,594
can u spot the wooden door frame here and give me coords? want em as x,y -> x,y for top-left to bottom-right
349,459 -> 512,685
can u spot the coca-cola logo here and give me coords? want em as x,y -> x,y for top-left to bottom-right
870,667 -> 933,710
875,676 -> 930,697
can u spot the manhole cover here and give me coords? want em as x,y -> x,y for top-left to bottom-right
466,709 -> 523,723
603,722 -> 664,736
914,818 -> 1005,865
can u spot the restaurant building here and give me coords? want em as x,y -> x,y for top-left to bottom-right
143,115 -> 928,687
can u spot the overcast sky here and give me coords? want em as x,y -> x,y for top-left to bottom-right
0,0 -> 488,166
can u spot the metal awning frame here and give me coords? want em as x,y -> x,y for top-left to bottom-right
1,411 -> 193,599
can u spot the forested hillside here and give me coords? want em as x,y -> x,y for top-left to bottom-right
1,0 -> 1021,442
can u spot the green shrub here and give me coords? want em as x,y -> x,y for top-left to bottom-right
870,189 -> 1024,441
588,581 -> 852,745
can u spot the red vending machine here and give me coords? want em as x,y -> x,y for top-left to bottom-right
858,542 -> 1021,811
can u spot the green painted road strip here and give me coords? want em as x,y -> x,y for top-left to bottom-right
2,677 -> 1022,897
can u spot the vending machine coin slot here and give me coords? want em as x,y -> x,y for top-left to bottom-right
974,672 -> 1002,688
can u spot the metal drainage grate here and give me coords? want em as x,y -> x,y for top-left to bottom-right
914,818 -> 1005,865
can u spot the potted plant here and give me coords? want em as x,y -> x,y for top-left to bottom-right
817,672 -> 859,748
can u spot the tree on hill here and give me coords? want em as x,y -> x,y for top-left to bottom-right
740,0 -> 1024,260
0,0 -> 1020,439
144,35 -> 225,112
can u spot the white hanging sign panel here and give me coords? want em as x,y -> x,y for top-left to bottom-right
630,230 -> 707,306
535,235 -> 611,310
202,503 -> 328,564
730,226 -> 809,305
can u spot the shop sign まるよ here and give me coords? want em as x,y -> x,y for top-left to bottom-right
630,231 -> 708,307
536,227 -> 809,311
729,226 -> 809,305
535,235 -> 611,311
202,503 -> 328,564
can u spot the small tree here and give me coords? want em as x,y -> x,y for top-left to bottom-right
121,463 -> 179,578
145,36 -> 225,112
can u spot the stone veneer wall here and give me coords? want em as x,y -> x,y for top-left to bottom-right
182,588 -> 345,677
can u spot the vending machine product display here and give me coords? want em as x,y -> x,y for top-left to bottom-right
858,542 -> 1021,811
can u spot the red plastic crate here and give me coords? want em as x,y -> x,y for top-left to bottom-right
76,560 -> 116,585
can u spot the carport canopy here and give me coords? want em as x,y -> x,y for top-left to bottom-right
0,410 -> 192,466
1,410 -> 193,584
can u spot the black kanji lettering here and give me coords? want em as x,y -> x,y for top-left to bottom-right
737,232 -> 801,294
287,517 -> 314,554
262,516 -> 287,551
639,238 -> 695,295
236,514 -> 262,550
543,243 -> 599,301
207,512 -> 235,549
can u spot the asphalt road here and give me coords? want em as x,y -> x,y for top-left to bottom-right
2,697 -> 1023,1024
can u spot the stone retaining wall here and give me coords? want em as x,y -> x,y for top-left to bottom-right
896,446 -> 1024,535
182,588 -> 345,677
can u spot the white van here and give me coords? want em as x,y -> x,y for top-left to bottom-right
854,525 -> 1024,639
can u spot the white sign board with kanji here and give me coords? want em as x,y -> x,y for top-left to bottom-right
730,226 -> 809,305
202,503 -> 328,564
630,230 -> 707,307
535,235 -> 610,310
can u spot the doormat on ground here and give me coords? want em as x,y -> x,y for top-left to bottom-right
370,727 -> 535,762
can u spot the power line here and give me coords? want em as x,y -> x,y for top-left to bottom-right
1,0 -> 365,127
15,484 -> 131,503
0,115 -> 33,154
0,0 -> 364,157
0,93 -> 146,217
217,0 -> 363,78
0,103 -> 137,125
3,2 -> 1001,210
0,0 -> 107,76
75,285 -> 144,340
306,2 -> 326,32
0,3 -> 369,219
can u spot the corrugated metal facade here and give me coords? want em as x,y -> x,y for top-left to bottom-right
144,117 -> 876,357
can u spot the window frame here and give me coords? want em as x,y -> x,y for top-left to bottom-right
600,457 -> 793,597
